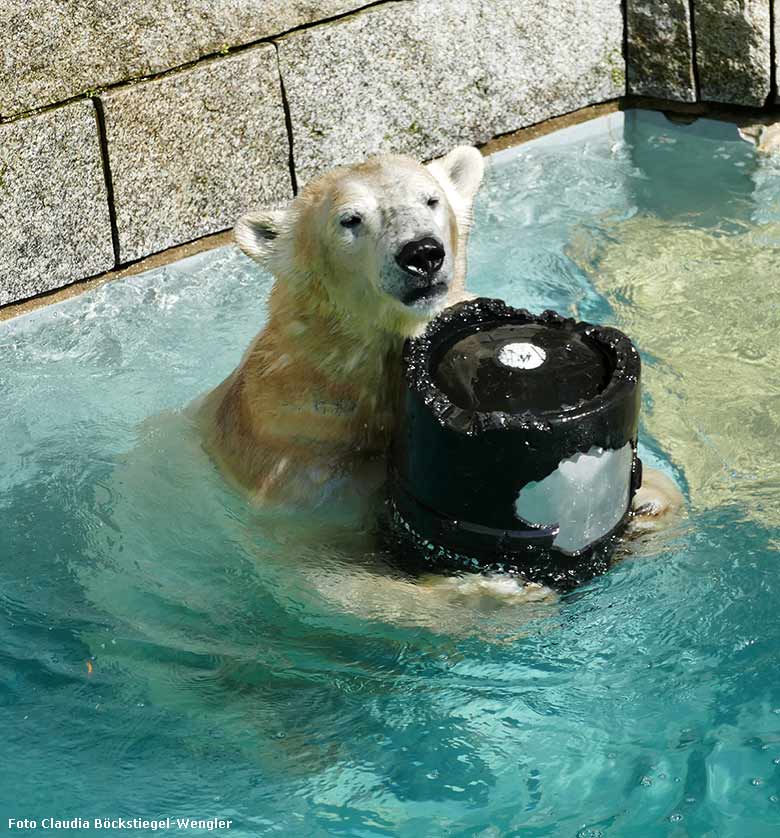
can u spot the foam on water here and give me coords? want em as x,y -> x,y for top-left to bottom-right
2,110 -> 780,836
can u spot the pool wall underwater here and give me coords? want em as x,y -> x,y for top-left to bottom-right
1,0 -> 778,310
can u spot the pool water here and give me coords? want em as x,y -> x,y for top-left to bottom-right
3,109 -> 780,836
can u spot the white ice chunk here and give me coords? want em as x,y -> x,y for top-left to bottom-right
514,442 -> 633,554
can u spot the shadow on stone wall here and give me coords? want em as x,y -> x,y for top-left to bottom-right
627,0 -> 773,108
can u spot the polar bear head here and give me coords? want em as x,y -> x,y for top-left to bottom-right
235,146 -> 484,335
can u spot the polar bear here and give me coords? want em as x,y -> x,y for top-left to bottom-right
197,144 -> 679,530
197,146 -> 485,506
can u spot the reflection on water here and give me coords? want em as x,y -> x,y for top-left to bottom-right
2,110 -> 780,836
566,110 -> 780,530
570,214 -> 780,525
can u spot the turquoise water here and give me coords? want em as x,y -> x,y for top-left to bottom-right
2,110 -> 780,836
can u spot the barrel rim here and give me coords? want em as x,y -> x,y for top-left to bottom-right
402,297 -> 641,435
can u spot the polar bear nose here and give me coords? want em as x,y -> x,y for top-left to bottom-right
396,237 -> 445,279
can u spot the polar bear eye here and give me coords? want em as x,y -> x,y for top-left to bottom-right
426,196 -> 440,208
340,214 -> 363,229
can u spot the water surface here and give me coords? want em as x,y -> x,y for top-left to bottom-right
2,110 -> 780,836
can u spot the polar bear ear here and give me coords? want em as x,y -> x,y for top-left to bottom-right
426,146 -> 485,202
234,208 -> 287,264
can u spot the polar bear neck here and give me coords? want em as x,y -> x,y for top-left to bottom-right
265,274 -> 416,380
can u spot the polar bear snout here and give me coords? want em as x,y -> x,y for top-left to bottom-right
395,236 -> 445,279
393,236 -> 449,306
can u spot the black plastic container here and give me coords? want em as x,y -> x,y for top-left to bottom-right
387,297 -> 643,590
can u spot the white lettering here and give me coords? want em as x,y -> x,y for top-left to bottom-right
42,819 -> 91,830
175,818 -> 232,831
19,815 -> 233,831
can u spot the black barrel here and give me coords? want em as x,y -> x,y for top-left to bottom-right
386,297 -> 643,590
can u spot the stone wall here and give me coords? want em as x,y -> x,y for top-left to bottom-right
0,0 -> 623,306
0,0 -> 780,305
626,0 -> 774,107
6,0 -> 780,305
7,0 -> 777,308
